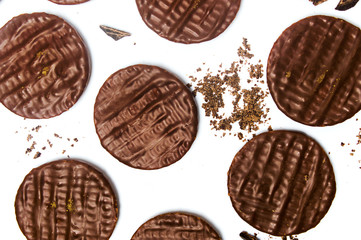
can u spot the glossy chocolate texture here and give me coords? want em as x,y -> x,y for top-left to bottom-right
94,64 -> 198,170
228,130 -> 336,236
48,0 -> 89,4
131,212 -> 221,240
135,0 -> 242,44
0,12 -> 90,119
15,159 -> 118,240
336,0 -> 359,10
267,15 -> 361,126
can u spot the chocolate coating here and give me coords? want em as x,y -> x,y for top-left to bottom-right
131,212 -> 221,240
15,159 -> 118,240
135,0 -> 241,44
94,64 -> 198,170
0,12 -> 90,119
267,15 -> 361,126
336,0 -> 359,10
228,130 -> 336,236
48,0 -> 89,4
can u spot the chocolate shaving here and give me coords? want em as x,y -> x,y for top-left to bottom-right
239,231 -> 260,240
100,25 -> 131,41
336,0 -> 359,10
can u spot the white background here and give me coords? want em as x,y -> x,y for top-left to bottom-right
0,0 -> 361,239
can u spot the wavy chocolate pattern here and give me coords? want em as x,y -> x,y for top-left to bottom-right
94,64 -> 198,170
131,212 -> 221,240
15,159 -> 118,240
135,0 -> 242,44
0,12 -> 90,119
267,15 -> 361,126
228,131 -> 336,236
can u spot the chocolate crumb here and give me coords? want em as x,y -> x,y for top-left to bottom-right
248,64 -> 264,79
54,133 -> 62,139
33,152 -> 41,159
25,141 -> 37,154
32,125 -> 42,132
191,38 -> 270,140
239,231 -> 259,240
27,134 -> 33,142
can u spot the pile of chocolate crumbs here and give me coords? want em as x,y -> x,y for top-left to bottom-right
16,125 -> 79,159
188,38 -> 270,141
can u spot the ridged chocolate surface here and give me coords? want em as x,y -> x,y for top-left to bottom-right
15,159 -> 118,240
48,0 -> 89,4
267,15 -> 361,126
135,0 -> 241,44
131,212 -> 221,240
0,12 -> 90,119
94,64 -> 198,170
228,130 -> 336,236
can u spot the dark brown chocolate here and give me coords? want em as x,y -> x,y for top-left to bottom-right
48,0 -> 89,4
99,25 -> 131,41
0,12 -> 90,119
309,0 -> 327,5
240,231 -> 260,240
135,0 -> 242,44
267,15 -> 361,126
94,64 -> 198,170
336,0 -> 359,10
228,130 -> 336,236
131,212 -> 221,240
15,159 -> 118,240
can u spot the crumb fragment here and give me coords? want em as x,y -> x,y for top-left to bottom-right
25,141 -> 37,154
248,64 -> 264,79
27,134 -> 33,142
54,133 -> 62,139
238,38 -> 254,60
47,139 -> 53,148
191,38 -> 270,140
239,231 -> 259,240
33,152 -> 41,159
32,125 -> 42,132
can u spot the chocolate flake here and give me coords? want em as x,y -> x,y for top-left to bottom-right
100,25 -> 131,41
336,0 -> 359,10
239,231 -> 260,240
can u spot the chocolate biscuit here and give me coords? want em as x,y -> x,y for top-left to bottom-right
0,12 -> 90,119
135,0 -> 242,44
267,15 -> 361,126
15,159 -> 118,240
228,130 -> 336,236
131,212 -> 221,239
94,64 -> 198,170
